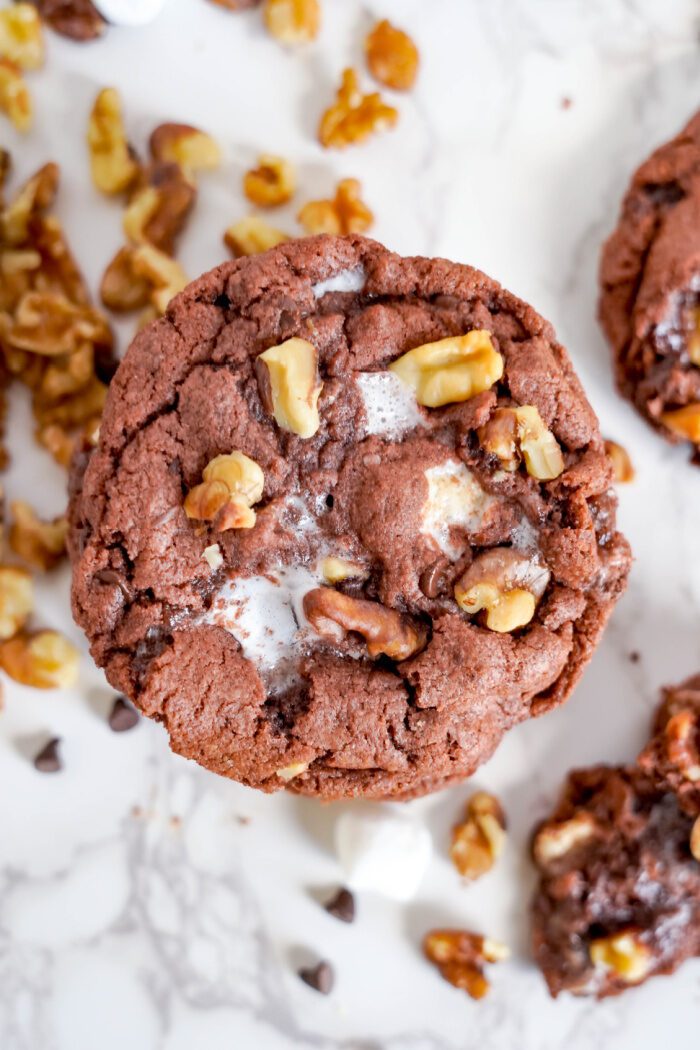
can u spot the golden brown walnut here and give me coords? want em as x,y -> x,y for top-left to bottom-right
320,557 -> 368,584
589,930 -> 653,984
454,547 -> 549,633
263,0 -> 319,44
298,178 -> 373,236
99,246 -> 151,313
303,587 -> 427,660
0,58 -> 32,133
423,930 -> 510,1001
0,162 -> 58,247
479,404 -> 564,481
9,501 -> 67,571
30,0 -> 106,42
0,629 -> 79,688
243,154 -> 296,208
276,761 -> 309,782
87,88 -> 139,196
389,331 -> 503,408
660,403 -> 700,442
223,216 -> 290,257
149,123 -> 221,180
131,244 -> 188,315
365,19 -> 419,92
532,812 -> 597,870
184,451 -> 265,531
450,792 -> 507,880
255,338 -> 323,438
604,439 -> 635,483
0,4 -> 45,70
123,162 -> 196,255
663,709 -> 700,782
4,291 -> 111,356
0,566 -> 33,640
319,68 -> 398,150
691,816 -> 700,863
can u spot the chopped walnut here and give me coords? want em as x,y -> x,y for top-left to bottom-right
454,547 -> 549,633
255,338 -> 322,438
532,812 -> 597,870
243,154 -> 296,208
28,0 -> 106,41
298,178 -> 373,236
479,405 -> 564,481
263,0 -> 320,45
184,451 -> 265,531
0,629 -> 79,688
223,216 -> 290,257
5,291 -> 111,356
319,68 -> 399,149
660,403 -> 700,442
9,501 -> 67,571
604,439 -> 635,483
0,4 -> 45,70
691,816 -> 700,862
0,58 -> 32,133
303,587 -> 427,661
131,244 -> 188,315
389,331 -> 503,408
0,566 -> 33,640
123,162 -> 195,255
87,88 -> 139,196
100,246 -> 151,312
450,792 -> 507,880
149,123 -> 221,181
277,761 -> 309,781
365,19 -> 419,92
589,930 -> 653,984
320,557 -> 367,584
423,929 -> 509,1000
202,543 -> 223,571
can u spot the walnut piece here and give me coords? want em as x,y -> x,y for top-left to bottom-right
319,68 -> 398,150
0,629 -> 79,688
29,0 -> 106,41
184,451 -> 264,531
389,331 -> 503,409
5,291 -> 111,355
660,403 -> 700,442
454,547 -> 549,633
100,246 -> 151,312
276,761 -> 309,781
604,439 -> 635,483
87,88 -> 139,196
243,154 -> 296,208
365,19 -> 419,92
303,587 -> 427,661
0,58 -> 32,133
589,930 -> 653,984
688,307 -> 700,367
423,929 -> 509,1001
255,337 -> 323,438
149,123 -> 221,181
479,405 -> 564,481
131,244 -> 188,315
532,812 -> 597,869
0,566 -> 33,640
1,161 -> 58,246
450,791 -> 507,881
123,162 -> 195,255
0,4 -> 45,70
320,557 -> 368,584
691,816 -> 700,862
263,0 -> 319,44
298,178 -> 373,236
9,501 -> 67,571
223,216 -> 290,257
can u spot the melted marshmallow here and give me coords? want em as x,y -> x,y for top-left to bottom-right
355,371 -> 426,439
93,0 -> 168,25
421,461 -> 496,559
313,267 -> 366,299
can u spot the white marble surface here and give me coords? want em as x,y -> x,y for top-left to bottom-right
2,0 -> 700,1046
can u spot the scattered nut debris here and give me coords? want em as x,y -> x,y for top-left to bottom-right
324,887 -> 355,923
423,929 -> 510,1000
27,0 -> 106,41
298,177 -> 373,236
87,88 -> 140,196
450,791 -> 506,880
255,337 -> 322,437
184,451 -> 265,531
9,501 -> 68,570
244,154 -> 296,208
389,331 -> 503,408
33,735 -> 62,772
298,959 -> 334,994
0,4 -> 45,70
264,0 -> 320,45
223,216 -> 290,257
604,439 -> 635,483
0,57 -> 32,132
149,123 -> 221,180
0,565 -> 33,640
0,629 -> 79,688
303,587 -> 427,660
319,67 -> 398,149
108,695 -> 139,732
365,19 -> 419,92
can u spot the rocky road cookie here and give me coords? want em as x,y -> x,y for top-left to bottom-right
600,109 -> 700,459
69,235 -> 630,800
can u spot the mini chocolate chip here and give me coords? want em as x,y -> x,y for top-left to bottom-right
629,651 -> 641,664
325,494 -> 334,509
419,561 -> 445,599
213,292 -> 231,311
34,737 -> 62,773
93,344 -> 120,385
299,960 -> 334,995
108,697 -> 139,732
94,569 -> 133,602
324,887 -> 355,923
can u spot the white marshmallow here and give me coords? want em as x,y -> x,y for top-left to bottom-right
421,460 -> 496,559
312,267 -> 366,299
92,0 -> 168,26
355,371 -> 426,440
335,808 -> 432,901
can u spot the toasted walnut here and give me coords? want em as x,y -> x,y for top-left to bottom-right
223,216 -> 290,257
589,930 -> 653,984
389,331 -> 503,409
298,178 -> 373,236
423,930 -> 509,1001
532,812 -> 597,869
0,161 -> 58,246
365,19 -> 419,92
149,123 -> 221,180
691,816 -> 700,863
0,58 -> 32,132
243,154 -> 296,208
202,543 -> 223,571
0,629 -> 79,688
0,4 -> 45,70
255,338 -> 322,438
604,439 -> 635,483
185,451 -> 264,531
661,403 -> 700,442
664,709 -> 700,782
450,792 -> 507,881
479,405 -> 564,481
37,422 -> 76,466
320,557 -> 368,584
87,88 -> 139,195
263,0 -> 319,44
99,246 -> 151,312
131,245 -> 188,315
0,566 -> 33,640
4,291 -> 111,356
9,501 -> 67,571
319,68 -> 399,149
454,547 -> 549,633
123,162 -> 195,254
31,0 -> 105,41
277,761 -> 309,781
303,587 -> 426,661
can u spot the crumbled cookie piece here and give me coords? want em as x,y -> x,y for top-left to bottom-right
365,19 -> 419,92
319,68 -> 398,149
243,154 -> 296,208
263,0 -> 319,45
604,439 -> 635,483
298,178 -> 373,236
0,58 -> 32,132
9,501 -> 67,570
0,4 -> 45,70
0,629 -> 79,688
423,929 -> 510,1000
638,674 -> 700,814
450,791 -> 506,880
223,216 -> 290,256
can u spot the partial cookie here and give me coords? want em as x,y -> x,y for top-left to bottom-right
532,765 -> 700,998
69,234 -> 630,801
600,109 -> 700,459
638,673 -> 700,817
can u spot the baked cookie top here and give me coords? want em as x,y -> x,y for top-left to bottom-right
600,109 -> 700,457
69,235 -> 630,800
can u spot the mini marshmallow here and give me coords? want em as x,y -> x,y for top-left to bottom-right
93,0 -> 169,26
335,808 -> 432,901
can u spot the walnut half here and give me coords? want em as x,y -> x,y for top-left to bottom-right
479,405 -> 564,481
423,929 -> 510,1000
389,331 -> 503,409
303,587 -> 426,661
255,338 -> 323,439
454,547 -> 549,633
450,791 -> 507,880
184,451 -> 264,531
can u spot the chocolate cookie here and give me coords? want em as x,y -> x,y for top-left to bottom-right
638,673 -> 700,817
531,764 -> 700,998
69,235 -> 630,800
600,109 -> 700,459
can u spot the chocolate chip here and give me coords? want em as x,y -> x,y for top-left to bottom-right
629,651 -> 641,664
324,887 -> 355,923
94,568 -> 133,602
213,292 -> 231,311
34,737 -> 62,773
298,960 -> 334,994
108,696 -> 139,732
642,181 -> 685,206
419,561 -> 445,599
